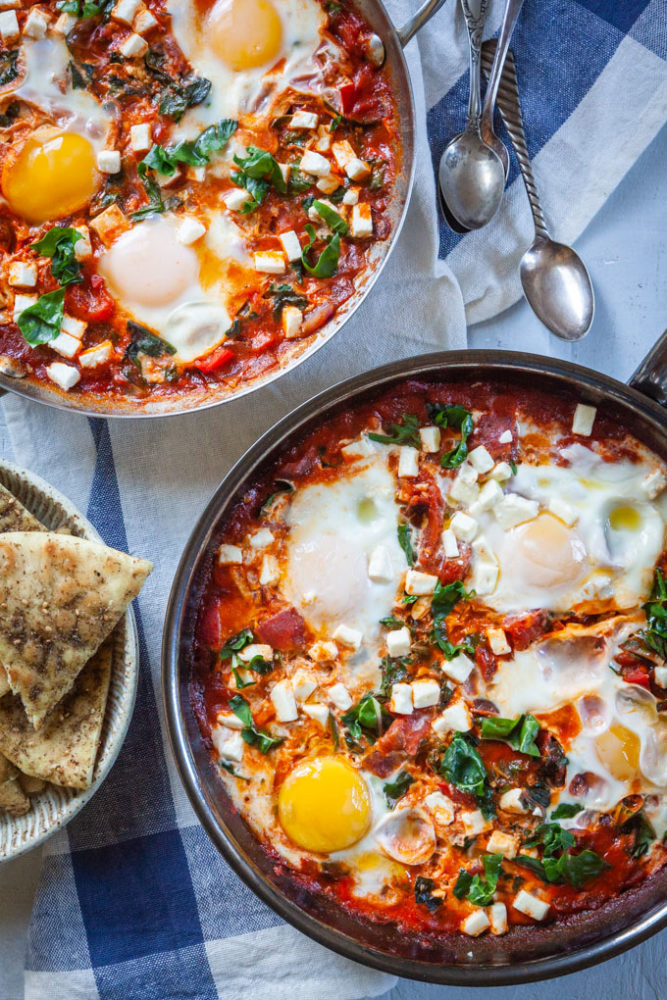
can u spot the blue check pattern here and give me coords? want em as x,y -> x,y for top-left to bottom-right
22,2 -> 666,998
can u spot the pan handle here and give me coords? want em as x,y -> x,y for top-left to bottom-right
628,330 -> 667,408
398,0 -> 448,47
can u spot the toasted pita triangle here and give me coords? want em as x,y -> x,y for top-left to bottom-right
0,751 -> 30,816
0,641 -> 113,790
0,483 -> 46,534
0,532 -> 152,729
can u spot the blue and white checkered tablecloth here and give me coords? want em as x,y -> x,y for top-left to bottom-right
1,1 -> 664,998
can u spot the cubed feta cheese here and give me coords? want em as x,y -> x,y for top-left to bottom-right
486,830 -> 519,858
134,8 -> 157,32
130,122 -> 152,152
405,569 -> 438,596
300,149 -> 331,177
345,156 -> 371,182
291,110 -> 318,129
469,543 -> 499,596
309,640 -> 338,663
50,331 -> 81,360
315,173 -> 342,195
653,665 -> 667,688
350,202 -> 373,238
424,791 -> 455,826
328,682 -> 352,711
342,186 -> 359,205
23,7 -> 48,38
119,31 -> 148,58
449,511 -> 477,542
249,528 -> 274,549
368,544 -> 394,583
61,314 -> 87,340
79,341 -> 112,368
641,468 -> 667,500
291,669 -> 317,702
390,682 -> 413,715
498,429 -> 513,444
332,624 -> 363,650
176,216 -> 207,245
397,446 -> 419,478
270,679 -> 298,723
89,204 -> 128,246
572,403 -> 597,436
253,251 -> 286,275
442,528 -> 459,558
461,909 -> 490,937
547,496 -> 578,526
282,305 -> 303,340
513,889 -> 549,921
448,468 -> 480,505
54,12 -> 76,34
216,711 -> 244,731
13,294 -> 37,319
308,198 -> 337,225
499,788 -> 528,814
72,226 -> 92,261
432,701 -> 471,734
419,426 -> 441,452
468,445 -> 494,474
341,435 -> 375,458
314,125 -> 331,152
224,187 -> 249,212
0,9 -> 18,39
217,544 -> 242,565
302,703 -> 329,727
487,627 -> 511,656
440,652 -> 474,684
460,809 -> 492,836
278,229 -> 302,261
212,726 -> 244,762
259,554 -> 280,585
387,626 -> 411,658
489,902 -> 508,935
411,678 -> 440,708
489,461 -> 513,482
112,0 -> 140,24
331,140 -> 356,171
237,643 -> 273,664
471,478 -> 504,514
493,494 -> 539,529
7,262 -> 37,289
45,362 -> 80,391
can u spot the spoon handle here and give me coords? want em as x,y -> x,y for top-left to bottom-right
481,0 -> 524,129
481,42 -> 550,240
460,0 -> 490,129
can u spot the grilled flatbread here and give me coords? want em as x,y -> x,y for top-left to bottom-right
0,532 -> 152,729
0,752 -> 30,816
0,641 -> 113,790
0,483 -> 45,534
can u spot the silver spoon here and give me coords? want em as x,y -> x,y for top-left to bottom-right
438,0 -> 506,230
479,0 -> 525,179
489,45 -> 595,340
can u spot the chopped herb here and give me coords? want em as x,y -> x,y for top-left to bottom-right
0,101 -> 20,128
383,770 -> 415,808
0,50 -> 18,87
288,165 -> 313,194
131,170 -> 165,220
246,653 -> 273,675
31,227 -> 84,286
639,569 -> 667,661
16,289 -> 65,346
551,802 -> 583,820
431,580 -> 471,628
328,711 -> 340,750
228,694 -> 284,754
434,636 -> 474,660
621,810 -> 656,859
414,875 -> 441,912
326,1 -> 342,14
219,628 -> 254,660
56,0 -> 114,19
159,76 -> 213,123
427,402 -> 474,469
261,479 -> 295,514
516,820 -> 610,888
124,321 -> 176,365
369,163 -> 385,190
479,714 -> 541,758
368,413 -> 421,449
341,693 -> 390,745
139,120 -> 237,179
329,185 -> 347,204
525,822 -> 575,854
232,146 -> 287,211
329,112 -> 342,131
379,655 -> 411,698
301,224 -> 341,278
69,60 -> 94,90
402,593 -> 419,605
453,854 -> 503,906
380,616 -> 404,630
230,665 -> 255,689
509,459 -> 518,476
311,199 -> 348,235
265,283 -> 308,321
397,522 -> 416,567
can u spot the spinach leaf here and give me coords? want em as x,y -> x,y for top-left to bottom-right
131,170 -> 165,220
414,876 -> 441,912
454,854 -> 503,906
525,822 -> 575,855
431,579 -> 471,628
640,569 -> 667,661
16,289 -> 65,346
230,666 -> 255,690
311,199 -> 348,235
228,694 -> 284,754
124,322 -> 176,365
341,693 -> 390,745
140,120 -> 237,177
301,224 -> 340,278
621,810 -> 656,859
232,146 -> 287,211
551,802 -> 583,820
159,76 -> 212,123
427,402 -> 474,469
32,228 -> 84,286
379,616 -> 405,630
383,770 -> 414,808
219,628 -> 254,660
479,714 -> 541,758
542,848 -> 609,887
433,635 -> 474,660
56,0 -> 113,19
265,283 -> 308,321
261,479 -> 295,514
439,733 -> 488,799
0,101 -> 20,128
246,653 -> 273,675
0,50 -> 18,87
368,413 -> 421,449
379,655 -> 411,698
397,523 -> 416,567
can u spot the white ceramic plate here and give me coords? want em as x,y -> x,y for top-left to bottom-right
0,460 -> 139,861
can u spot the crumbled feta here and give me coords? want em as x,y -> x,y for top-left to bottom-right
237,643 -> 273,664
8,262 -> 37,289
282,305 -> 303,340
461,909 -> 490,937
89,204 -> 128,246
469,541 -> 499,596
217,544 -> 242,565
112,0 -> 141,24
513,889 -> 549,921
489,461 -> 513,482
54,12 -> 76,34
641,468 -> 667,500
212,726 -> 244,762
259,554 -> 280,585
270,679 -> 298,723
314,125 -> 331,152
498,429 -> 513,444
460,809 -> 492,837
0,9 -> 18,39
331,139 -> 356,171
419,426 -> 441,452
249,528 -> 274,549
309,640 -> 338,663
653,665 -> 667,688
368,544 -> 394,584
449,511 -> 477,542
79,341 -> 112,368
499,788 -> 528,814
315,173 -> 341,195
424,791 -> 455,825
448,467 -> 480,505
302,703 -> 329,727
72,226 -> 92,261
119,31 -> 148,57
390,682 -> 413,715
572,403 -> 597,436
397,446 -> 419,478
440,652 -> 475,684
224,188 -> 249,212
489,902 -> 508,935
291,110 -> 318,129
333,624 -> 363,650
405,569 -> 438,595
278,229 -> 302,261
328,682 -> 352,711
493,494 -> 539,529
341,435 -> 375,458
176,216 -> 207,245
442,528 -> 459,558
387,626 -> 411,658
487,627 -> 511,656
50,331 -> 81,360
61,314 -> 87,340
253,251 -> 286,274
23,7 -> 48,38
217,711 -> 244,731
342,186 -> 360,205
350,203 -> 373,238
432,701 -> 471,734
547,496 -> 578,526
97,148 -> 121,174
345,156 -> 370,182
291,669 -> 317,702
134,8 -> 157,32
300,149 -> 331,177
13,293 -> 37,319
45,362 -> 81,391
411,678 -> 440,709
468,445 -> 494,474
486,830 -> 519,858
470,478 -> 504,514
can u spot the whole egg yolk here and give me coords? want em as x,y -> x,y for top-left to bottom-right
513,512 -> 586,589
595,723 -> 640,782
278,755 -> 371,853
2,132 -> 98,224
208,0 -> 283,71
608,505 -> 642,532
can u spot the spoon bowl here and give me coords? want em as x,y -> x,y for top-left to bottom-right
438,129 -> 506,230
520,238 -> 595,341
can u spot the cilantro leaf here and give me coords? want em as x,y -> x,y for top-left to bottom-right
16,289 -> 65,346
640,569 -> 667,661
31,227 -> 84,286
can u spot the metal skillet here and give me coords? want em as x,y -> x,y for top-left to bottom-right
162,334 -> 667,986
0,0 -> 446,418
